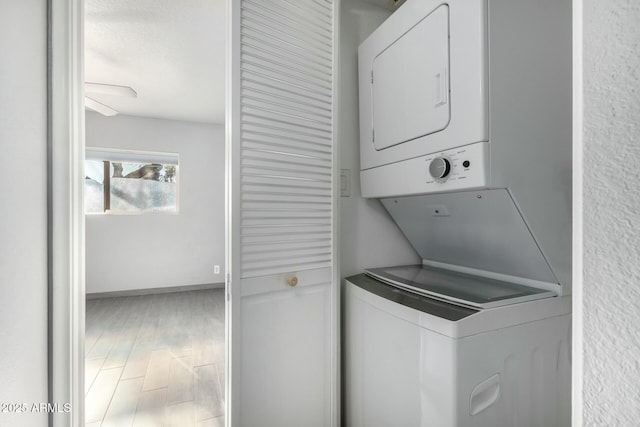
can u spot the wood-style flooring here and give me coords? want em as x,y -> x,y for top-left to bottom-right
85,288 -> 225,427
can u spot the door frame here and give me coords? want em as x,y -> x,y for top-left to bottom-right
571,0 -> 584,424
49,0 -> 342,425
48,0 -> 85,425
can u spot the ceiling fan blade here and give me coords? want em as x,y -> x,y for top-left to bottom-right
85,82 -> 137,98
85,96 -> 118,116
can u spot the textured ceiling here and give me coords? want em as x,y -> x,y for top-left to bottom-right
85,0 -> 225,124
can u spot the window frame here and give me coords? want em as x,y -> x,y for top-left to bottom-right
85,147 -> 180,215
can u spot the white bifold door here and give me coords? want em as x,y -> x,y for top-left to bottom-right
227,1 -> 338,426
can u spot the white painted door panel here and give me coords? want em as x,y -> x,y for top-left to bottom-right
241,269 -> 332,427
228,0 -> 338,426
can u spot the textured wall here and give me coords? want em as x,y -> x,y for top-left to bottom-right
583,0 -> 640,424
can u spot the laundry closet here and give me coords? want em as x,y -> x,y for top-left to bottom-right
343,0 -> 572,425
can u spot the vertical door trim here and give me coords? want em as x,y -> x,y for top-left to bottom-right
225,0 -> 241,425
49,0 -> 86,426
571,0 -> 584,425
331,2 -> 342,425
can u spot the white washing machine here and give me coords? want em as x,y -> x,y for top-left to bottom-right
344,268 -> 571,427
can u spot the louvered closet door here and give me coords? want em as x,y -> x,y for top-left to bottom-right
227,0 -> 338,426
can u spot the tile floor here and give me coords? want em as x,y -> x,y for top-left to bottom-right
84,289 -> 225,426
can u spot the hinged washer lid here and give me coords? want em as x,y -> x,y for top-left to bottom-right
366,265 -> 555,310
380,189 -> 562,292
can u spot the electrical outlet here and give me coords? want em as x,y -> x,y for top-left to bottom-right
214,265 -> 220,274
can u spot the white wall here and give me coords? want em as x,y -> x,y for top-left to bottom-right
583,0 -> 640,424
0,0 -> 48,426
338,0 -> 420,279
85,113 -> 225,293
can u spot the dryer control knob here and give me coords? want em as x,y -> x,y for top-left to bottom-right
429,157 -> 451,180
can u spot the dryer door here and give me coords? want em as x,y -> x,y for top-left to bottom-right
358,0 -> 488,173
372,4 -> 450,151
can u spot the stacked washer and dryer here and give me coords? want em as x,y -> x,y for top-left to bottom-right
344,0 -> 572,426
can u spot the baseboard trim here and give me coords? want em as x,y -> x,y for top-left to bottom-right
86,282 -> 225,299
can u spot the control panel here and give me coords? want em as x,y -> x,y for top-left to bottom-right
360,141 -> 489,198
424,144 -> 485,186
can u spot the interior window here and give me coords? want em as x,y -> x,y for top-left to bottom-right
84,149 -> 179,214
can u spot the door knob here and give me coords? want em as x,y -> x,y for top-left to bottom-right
287,276 -> 298,287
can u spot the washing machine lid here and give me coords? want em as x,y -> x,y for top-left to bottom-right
365,265 -> 555,309
379,189 -> 561,288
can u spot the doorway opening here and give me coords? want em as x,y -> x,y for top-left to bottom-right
81,1 -> 227,425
